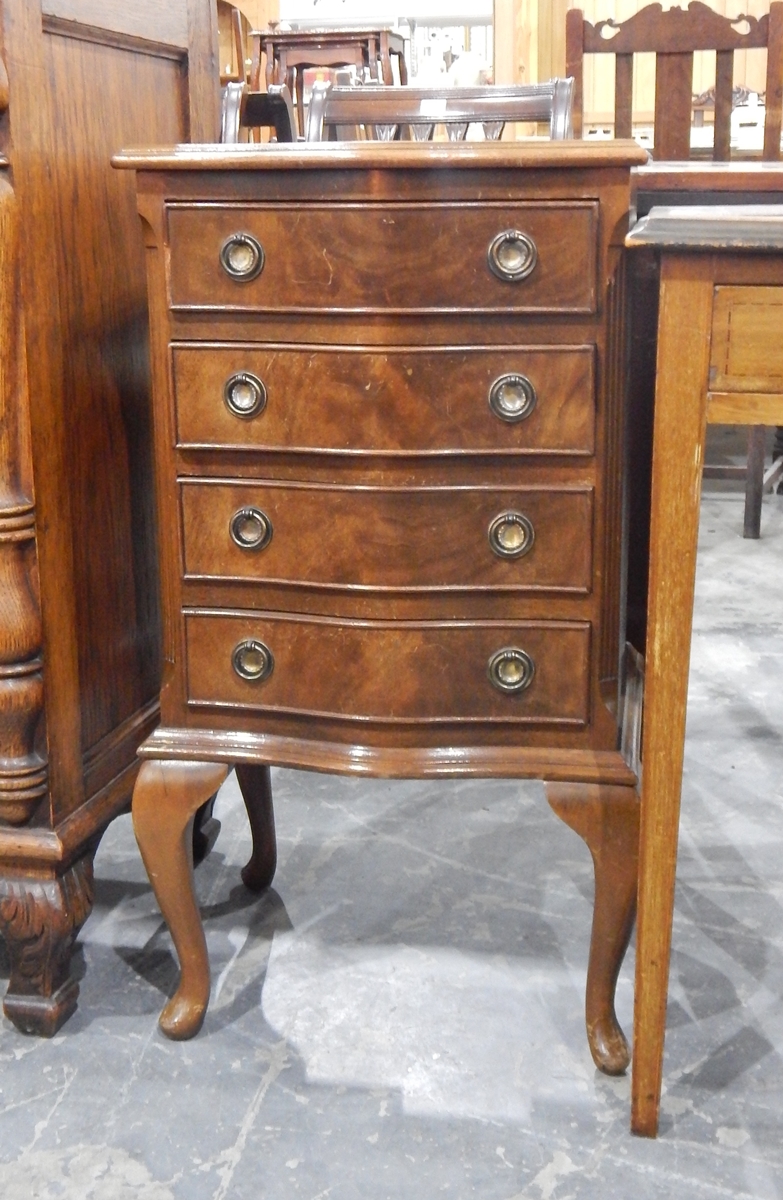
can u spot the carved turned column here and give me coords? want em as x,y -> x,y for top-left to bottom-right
0,160 -> 47,825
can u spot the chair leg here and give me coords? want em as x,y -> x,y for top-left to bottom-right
546,781 -> 640,1075
743,424 -> 766,539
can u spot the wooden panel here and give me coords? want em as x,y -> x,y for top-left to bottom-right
172,344 -> 596,455
707,390 -> 783,422
41,28 -> 188,757
184,612 -> 591,724
180,481 -> 594,593
710,284 -> 783,390
167,202 -> 600,314
42,0 -> 188,47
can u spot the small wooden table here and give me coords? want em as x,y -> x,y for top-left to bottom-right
250,27 -> 408,135
626,204 -> 783,1136
623,162 -> 783,653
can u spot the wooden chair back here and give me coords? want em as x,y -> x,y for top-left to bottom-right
218,1 -> 252,85
304,79 -> 574,143
566,1 -> 783,159
221,82 -> 297,143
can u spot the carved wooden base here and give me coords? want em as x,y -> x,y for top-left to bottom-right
546,781 -> 640,1075
0,855 -> 95,1036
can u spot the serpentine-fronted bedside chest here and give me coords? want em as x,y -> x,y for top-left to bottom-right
114,139 -> 647,1099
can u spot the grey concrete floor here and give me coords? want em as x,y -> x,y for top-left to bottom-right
2,488 -> 783,1198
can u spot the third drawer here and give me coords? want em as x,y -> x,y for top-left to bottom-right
180,480 -> 594,593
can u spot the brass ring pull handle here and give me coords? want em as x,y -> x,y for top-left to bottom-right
229,507 -> 273,551
488,512 -> 535,559
487,647 -> 535,694
223,372 -> 267,419
488,373 -> 537,423
220,232 -> 265,280
487,229 -> 537,283
232,639 -> 274,682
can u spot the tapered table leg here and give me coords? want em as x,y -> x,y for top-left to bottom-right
547,781 -> 640,1075
235,763 -> 277,892
632,256 -> 713,1136
132,759 -> 229,1039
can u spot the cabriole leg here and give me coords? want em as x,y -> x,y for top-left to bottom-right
235,763 -> 277,892
546,781 -> 640,1075
132,759 -> 228,1040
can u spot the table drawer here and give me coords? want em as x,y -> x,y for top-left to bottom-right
710,286 -> 783,393
173,345 -> 596,455
184,612 -> 590,724
180,481 -> 593,593
167,202 -> 599,313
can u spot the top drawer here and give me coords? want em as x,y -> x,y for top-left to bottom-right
167,202 -> 599,314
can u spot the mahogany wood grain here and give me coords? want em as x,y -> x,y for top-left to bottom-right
180,481 -> 594,593
140,725 -> 637,787
115,140 -> 650,173
0,0 -> 219,1036
132,759 -> 229,1039
172,344 -> 597,456
122,145 -> 644,1096
167,202 -> 600,314
546,782 -> 640,1076
184,612 -> 592,725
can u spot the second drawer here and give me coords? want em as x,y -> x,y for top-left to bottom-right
180,481 -> 594,593
172,345 -> 596,456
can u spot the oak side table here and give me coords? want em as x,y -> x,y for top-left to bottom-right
627,204 -> 783,1136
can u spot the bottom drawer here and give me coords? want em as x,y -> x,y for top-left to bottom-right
184,612 -> 590,725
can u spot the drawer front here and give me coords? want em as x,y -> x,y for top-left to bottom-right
173,345 -> 595,455
168,203 -> 598,313
710,286 -> 783,393
185,613 -> 590,724
181,482 -> 593,593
